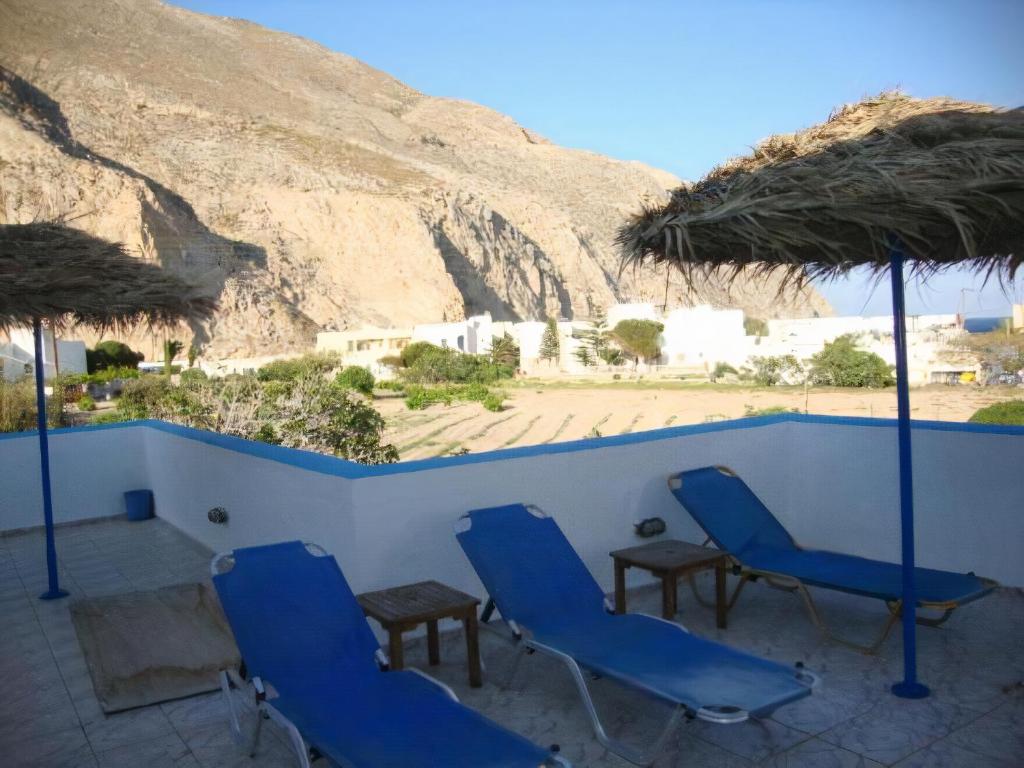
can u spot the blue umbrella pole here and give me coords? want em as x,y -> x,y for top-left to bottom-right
33,318 -> 68,601
887,249 -> 928,699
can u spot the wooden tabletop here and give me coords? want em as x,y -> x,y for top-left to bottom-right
357,580 -> 480,625
610,539 -> 727,573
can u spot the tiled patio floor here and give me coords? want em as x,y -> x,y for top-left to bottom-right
2,517 -> 1021,767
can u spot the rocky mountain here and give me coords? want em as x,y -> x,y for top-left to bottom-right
0,0 -> 829,357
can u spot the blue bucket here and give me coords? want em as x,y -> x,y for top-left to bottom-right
124,489 -> 154,522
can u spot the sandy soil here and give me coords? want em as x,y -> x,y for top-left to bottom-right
379,383 -> 1019,461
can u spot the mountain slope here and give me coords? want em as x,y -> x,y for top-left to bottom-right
0,0 -> 828,356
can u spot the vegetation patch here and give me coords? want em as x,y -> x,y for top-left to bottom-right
968,400 -> 1024,426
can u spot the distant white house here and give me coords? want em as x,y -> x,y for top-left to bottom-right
661,305 -> 747,371
412,314 -> 494,355
315,327 -> 413,375
1,327 -> 87,382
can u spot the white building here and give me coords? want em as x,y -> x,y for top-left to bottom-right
412,314 -> 494,355
1,328 -> 87,382
661,305 -> 747,371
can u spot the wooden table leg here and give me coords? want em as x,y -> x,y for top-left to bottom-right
464,612 -> 482,688
427,620 -> 440,666
661,572 -> 678,619
614,559 -> 627,614
715,561 -> 728,629
388,627 -> 404,671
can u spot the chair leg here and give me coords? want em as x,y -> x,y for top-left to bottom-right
796,584 -> 900,654
248,706 -> 265,757
219,670 -> 244,747
529,640 -> 683,766
263,703 -> 312,768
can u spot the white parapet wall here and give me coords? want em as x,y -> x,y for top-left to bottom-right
1,416 -> 1022,592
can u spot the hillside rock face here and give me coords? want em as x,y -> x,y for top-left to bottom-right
0,0 -> 829,357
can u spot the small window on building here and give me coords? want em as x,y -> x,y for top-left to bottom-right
457,335 -> 465,351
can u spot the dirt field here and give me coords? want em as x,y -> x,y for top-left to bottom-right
379,382 -> 1019,461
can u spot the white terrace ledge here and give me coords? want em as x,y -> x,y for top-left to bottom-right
2,413 -> 1022,594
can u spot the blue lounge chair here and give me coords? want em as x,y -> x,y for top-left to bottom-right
668,466 -> 997,653
455,504 -> 816,766
211,541 -> 568,768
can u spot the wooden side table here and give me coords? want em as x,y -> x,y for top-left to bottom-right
357,580 -> 482,687
610,539 -> 730,628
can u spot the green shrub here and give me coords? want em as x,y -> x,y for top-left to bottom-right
399,341 -> 437,368
375,380 -> 405,392
748,355 -> 803,386
0,377 -> 66,432
77,394 -> 96,412
256,353 -> 338,382
90,366 -> 141,384
483,393 -> 504,412
116,377 -> 171,420
403,383 -> 501,410
402,345 -> 512,385
179,368 -> 208,384
968,400 -> 1024,426
334,366 -> 375,395
743,404 -> 798,418
87,340 -> 144,373
808,335 -> 894,388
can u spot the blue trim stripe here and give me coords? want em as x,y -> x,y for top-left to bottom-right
1,412 -> 1021,479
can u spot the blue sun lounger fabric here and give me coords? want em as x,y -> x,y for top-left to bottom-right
670,466 -> 994,606
456,505 -> 812,716
213,541 -> 555,768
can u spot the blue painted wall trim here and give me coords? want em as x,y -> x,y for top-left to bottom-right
1,412 -> 1021,480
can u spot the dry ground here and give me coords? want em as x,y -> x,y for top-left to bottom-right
379,382 -> 1019,461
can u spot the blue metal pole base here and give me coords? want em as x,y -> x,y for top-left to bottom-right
39,588 -> 70,601
891,681 -> 931,699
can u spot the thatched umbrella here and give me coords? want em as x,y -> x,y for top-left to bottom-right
619,92 -> 1024,698
0,222 -> 215,600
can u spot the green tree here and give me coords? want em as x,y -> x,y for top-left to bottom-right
490,332 -> 520,368
86,340 -> 144,373
163,338 -> 184,377
539,318 -> 560,363
610,319 -> 664,365
573,346 -> 594,367
574,313 -> 611,367
334,366 -> 375,395
748,355 -> 803,386
744,317 -> 769,337
808,335 -> 894,387
187,344 -> 199,369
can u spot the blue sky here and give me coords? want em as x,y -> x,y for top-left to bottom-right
176,0 -> 1023,317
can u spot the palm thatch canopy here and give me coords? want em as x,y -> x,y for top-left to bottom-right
618,92 -> 1024,287
0,222 -> 215,332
